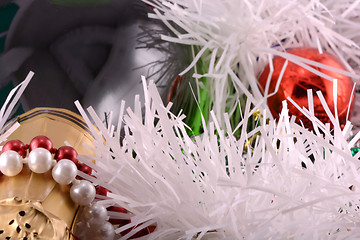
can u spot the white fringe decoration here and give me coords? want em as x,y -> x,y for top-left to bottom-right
0,71 -> 33,147
144,0 -> 360,127
77,76 -> 360,239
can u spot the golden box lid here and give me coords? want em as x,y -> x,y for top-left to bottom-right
0,107 -> 94,240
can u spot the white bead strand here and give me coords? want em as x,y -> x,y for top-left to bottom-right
70,180 -> 96,205
0,138 -> 116,239
84,203 -> 108,226
0,150 -> 23,176
52,159 -> 78,185
97,222 -> 115,240
28,147 -> 53,173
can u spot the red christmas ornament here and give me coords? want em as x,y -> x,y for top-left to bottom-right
2,139 -> 27,158
258,48 -> 355,129
54,146 -> 78,164
29,135 -> 53,152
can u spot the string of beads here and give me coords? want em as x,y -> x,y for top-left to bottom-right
0,136 -> 115,240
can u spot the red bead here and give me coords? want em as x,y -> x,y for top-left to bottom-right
79,164 -> 92,175
2,139 -> 27,158
147,225 -> 156,234
29,136 -> 53,152
107,206 -> 127,213
96,185 -> 110,196
107,206 -> 130,225
54,146 -> 78,164
258,48 -> 355,129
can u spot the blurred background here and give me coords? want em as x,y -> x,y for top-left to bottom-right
0,0 -> 182,122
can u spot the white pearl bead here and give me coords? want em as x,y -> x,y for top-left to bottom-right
52,159 -> 78,185
84,204 -> 108,226
98,222 -> 115,240
70,180 -> 96,205
0,150 -> 23,176
28,147 -> 53,173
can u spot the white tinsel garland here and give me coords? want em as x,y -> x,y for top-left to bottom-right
2,0 -> 360,238
143,0 -> 360,127
0,71 -> 33,145
75,76 -> 360,239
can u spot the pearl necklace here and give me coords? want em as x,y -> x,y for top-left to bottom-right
0,136 -> 115,240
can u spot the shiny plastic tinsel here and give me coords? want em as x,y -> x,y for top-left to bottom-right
144,0 -> 360,130
76,76 -> 360,239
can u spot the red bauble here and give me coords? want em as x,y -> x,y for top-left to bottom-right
54,146 -> 78,164
2,139 -> 27,158
258,48 -> 355,129
29,135 -> 53,151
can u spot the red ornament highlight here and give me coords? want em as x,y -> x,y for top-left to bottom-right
29,135 -> 53,152
54,146 -> 78,164
258,48 -> 355,128
2,139 -> 27,158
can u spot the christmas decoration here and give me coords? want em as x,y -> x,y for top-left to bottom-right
258,47 -> 355,128
144,0 -> 360,130
3,0 -> 360,239
2,140 -> 26,158
0,72 -> 156,240
0,135 -> 115,239
0,66 -> 360,239
29,135 -> 53,152
72,76 -> 360,239
54,146 -> 78,164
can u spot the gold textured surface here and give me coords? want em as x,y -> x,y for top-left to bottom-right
0,197 -> 69,239
0,108 -> 94,240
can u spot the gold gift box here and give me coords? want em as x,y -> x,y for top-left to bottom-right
0,107 -> 94,240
